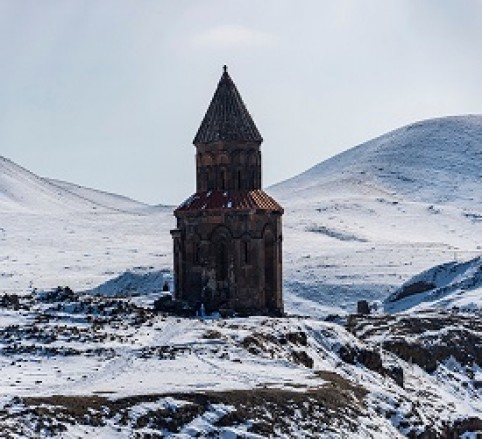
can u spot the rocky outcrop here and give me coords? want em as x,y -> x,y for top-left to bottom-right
337,344 -> 404,387
347,312 -> 482,374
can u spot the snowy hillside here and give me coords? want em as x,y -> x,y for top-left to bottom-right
0,155 -> 174,294
0,115 -> 481,437
269,115 -> 481,314
0,291 -> 480,437
46,178 -> 152,213
271,115 -> 481,209
1,116 -> 479,309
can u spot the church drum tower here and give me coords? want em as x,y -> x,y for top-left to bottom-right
171,66 -> 283,315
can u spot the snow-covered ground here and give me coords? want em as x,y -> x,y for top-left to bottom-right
0,115 -> 481,437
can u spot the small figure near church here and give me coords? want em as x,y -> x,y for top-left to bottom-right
171,66 -> 284,316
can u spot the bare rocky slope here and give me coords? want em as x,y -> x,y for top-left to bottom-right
0,288 -> 480,438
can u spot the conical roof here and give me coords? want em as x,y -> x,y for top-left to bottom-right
193,66 -> 263,144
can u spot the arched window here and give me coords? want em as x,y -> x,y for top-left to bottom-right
248,150 -> 257,165
237,170 -> 242,190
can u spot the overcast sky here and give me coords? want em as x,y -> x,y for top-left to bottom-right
0,0 -> 481,205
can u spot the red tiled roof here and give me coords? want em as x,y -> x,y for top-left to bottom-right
175,190 -> 283,213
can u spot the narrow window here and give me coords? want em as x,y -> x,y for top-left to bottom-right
199,170 -> 206,191
243,241 -> 250,265
204,172 -> 208,191
207,169 -> 214,190
193,242 -> 200,265
220,170 -> 226,191
237,170 -> 242,189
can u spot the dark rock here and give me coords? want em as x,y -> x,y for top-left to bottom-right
153,296 -> 195,317
339,345 -> 383,374
388,281 -> 436,302
357,300 -> 370,315
153,294 -> 173,311
36,286 -> 76,303
383,328 -> 481,373
291,350 -> 314,368
348,312 -> 482,374
0,294 -> 20,310
359,348 -> 383,373
385,366 -> 404,387
383,339 -> 438,372
442,417 -> 482,438
286,331 -> 308,346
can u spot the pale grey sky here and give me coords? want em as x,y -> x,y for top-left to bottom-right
0,0 -> 481,205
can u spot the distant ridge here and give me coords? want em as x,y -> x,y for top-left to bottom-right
46,179 -> 150,212
0,156 -> 149,213
270,115 -> 481,209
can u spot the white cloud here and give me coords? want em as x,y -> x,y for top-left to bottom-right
192,24 -> 279,49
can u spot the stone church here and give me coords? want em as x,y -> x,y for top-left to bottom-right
171,66 -> 283,315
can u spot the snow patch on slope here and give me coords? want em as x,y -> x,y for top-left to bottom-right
87,268 -> 171,297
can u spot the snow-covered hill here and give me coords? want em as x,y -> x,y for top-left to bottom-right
269,115 -> 481,314
0,156 -> 173,294
46,178 -> 152,213
0,115 -> 481,437
1,115 -> 480,310
271,115 -> 481,209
